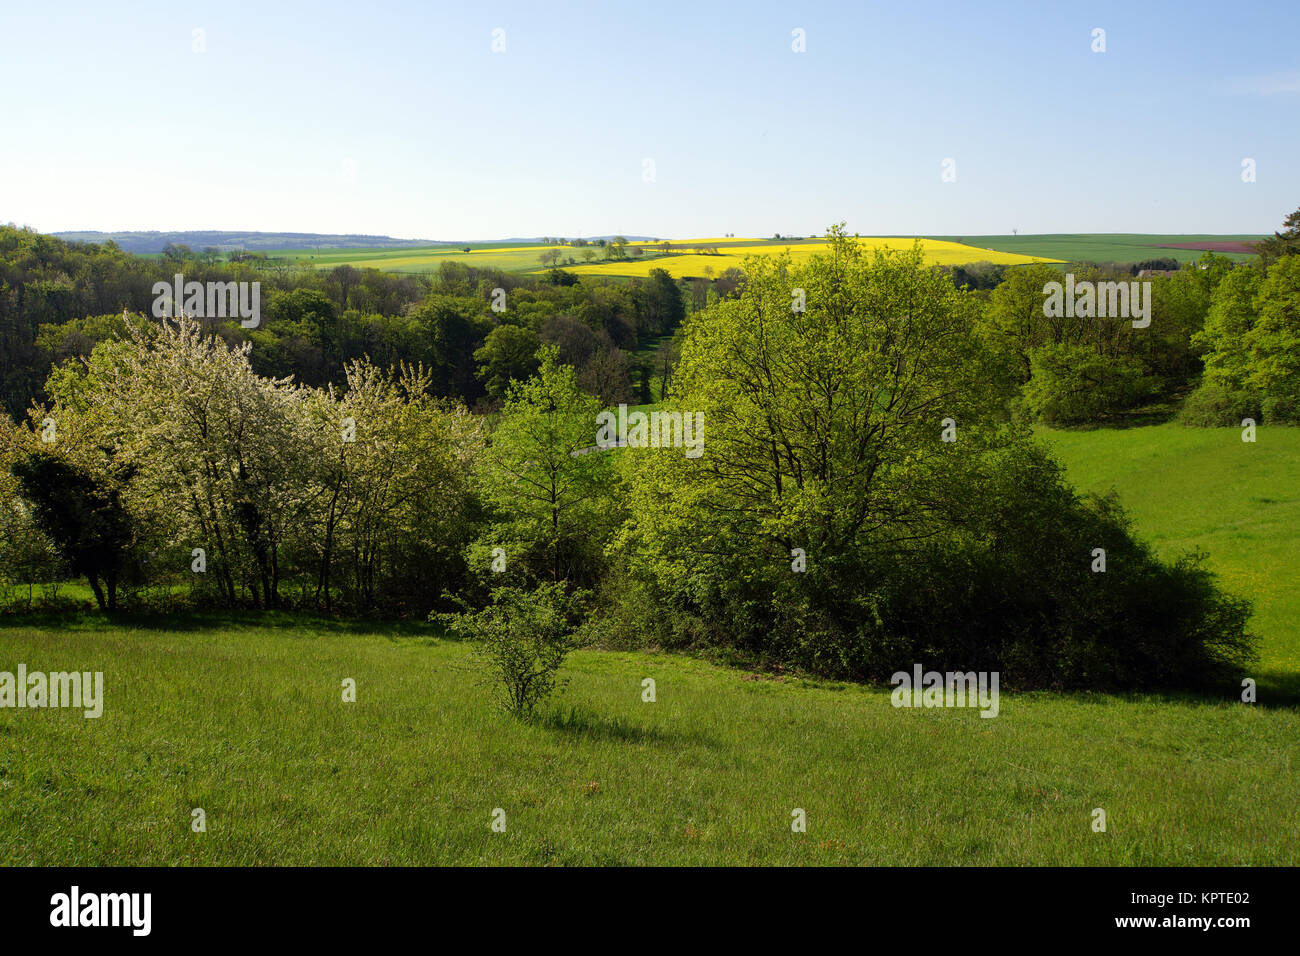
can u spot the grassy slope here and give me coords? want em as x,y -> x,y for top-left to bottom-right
1,616 -> 1296,866
1039,423 -> 1300,675
3,423 -> 1297,866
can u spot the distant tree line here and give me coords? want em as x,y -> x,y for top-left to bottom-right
969,207 -> 1300,426
0,225 -> 717,420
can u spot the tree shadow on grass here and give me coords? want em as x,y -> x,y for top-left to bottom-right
0,607 -> 448,640
1251,669 -> 1300,709
1039,406 -> 1181,432
1015,673 -> 1300,711
1142,669 -> 1300,710
538,704 -> 716,748
1033,390 -> 1189,432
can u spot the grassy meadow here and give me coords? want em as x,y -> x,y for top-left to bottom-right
1,613 -> 1296,867
1040,423 -> 1300,677
1,422 -> 1297,866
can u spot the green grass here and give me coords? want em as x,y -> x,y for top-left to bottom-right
1039,423 -> 1300,675
1,613 -> 1296,866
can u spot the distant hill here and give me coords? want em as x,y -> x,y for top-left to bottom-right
51,231 -> 443,254
51,230 -> 656,254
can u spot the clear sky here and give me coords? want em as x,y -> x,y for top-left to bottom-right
1,0 -> 1295,239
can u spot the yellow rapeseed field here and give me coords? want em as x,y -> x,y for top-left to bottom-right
570,237 -> 1059,278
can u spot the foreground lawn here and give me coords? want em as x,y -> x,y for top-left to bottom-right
2,615 -> 1295,866
1040,423 -> 1300,676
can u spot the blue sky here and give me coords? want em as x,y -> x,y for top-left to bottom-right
1,0 -> 1295,239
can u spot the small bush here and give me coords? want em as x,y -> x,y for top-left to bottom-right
437,583 -> 582,717
1261,392 -> 1300,425
1180,383 -> 1262,426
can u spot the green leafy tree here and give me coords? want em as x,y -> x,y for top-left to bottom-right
474,324 -> 541,398
611,226 -> 1253,688
617,226 -> 999,618
638,267 -> 686,337
1244,254 -> 1300,420
1193,266 -> 1262,393
475,347 -> 618,586
10,450 -> 134,611
1021,343 -> 1155,425
979,263 -> 1070,386
1186,257 -> 1300,423
265,288 -> 338,347
1258,206 -> 1300,267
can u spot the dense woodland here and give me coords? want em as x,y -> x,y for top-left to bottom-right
2,209 -> 1297,691
0,227 -> 689,418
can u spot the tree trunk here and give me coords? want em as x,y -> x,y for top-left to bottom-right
88,576 -> 107,611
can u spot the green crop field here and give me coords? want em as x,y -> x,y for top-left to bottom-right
940,235 -> 1265,265
2,423 -> 1296,866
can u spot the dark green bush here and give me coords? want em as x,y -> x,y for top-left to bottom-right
1262,392 -> 1300,425
602,444 -> 1256,693
1023,344 -> 1156,425
1180,383 -> 1262,426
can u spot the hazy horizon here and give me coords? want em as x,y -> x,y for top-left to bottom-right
39,228 -> 1275,242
